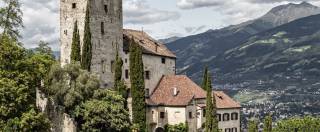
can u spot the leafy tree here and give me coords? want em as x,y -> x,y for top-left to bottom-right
129,37 -> 146,131
164,123 -> 188,132
74,89 -> 130,132
0,34 -> 53,131
204,66 -> 219,132
263,114 -> 272,132
45,63 -> 100,113
81,3 -> 92,71
3,108 -> 51,132
273,117 -> 320,132
248,120 -> 258,132
34,41 -> 54,58
71,21 -> 81,62
0,0 -> 24,40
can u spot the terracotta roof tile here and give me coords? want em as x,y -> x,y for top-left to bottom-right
123,29 -> 176,58
213,91 -> 241,109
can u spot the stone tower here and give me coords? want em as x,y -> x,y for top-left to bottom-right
60,0 -> 123,87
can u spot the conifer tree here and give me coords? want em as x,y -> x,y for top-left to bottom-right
81,3 -> 92,71
114,49 -> 127,98
204,66 -> 219,132
71,21 -> 81,62
129,38 -> 146,132
201,66 -> 208,90
264,114 -> 272,132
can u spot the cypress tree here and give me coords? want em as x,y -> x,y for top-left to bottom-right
71,21 -> 81,62
204,66 -> 219,132
129,38 -> 146,132
263,114 -> 272,132
114,49 -> 127,98
81,3 -> 92,71
201,66 -> 208,90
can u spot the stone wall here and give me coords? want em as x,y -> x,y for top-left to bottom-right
36,89 -> 77,132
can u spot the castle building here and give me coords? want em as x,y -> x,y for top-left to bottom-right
60,0 -> 241,132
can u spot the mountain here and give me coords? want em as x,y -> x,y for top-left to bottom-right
191,13 -> 320,86
167,2 -> 320,78
159,36 -> 181,44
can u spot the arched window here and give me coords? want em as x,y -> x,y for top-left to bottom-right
223,113 -> 230,121
231,112 -> 238,120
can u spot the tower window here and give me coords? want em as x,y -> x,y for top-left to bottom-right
145,88 -> 149,98
101,60 -> 105,73
189,112 -> 192,119
72,3 -> 76,9
104,5 -> 108,14
101,22 -> 104,35
111,61 -> 115,73
161,57 -> 166,64
125,69 -> 129,79
145,71 -> 150,80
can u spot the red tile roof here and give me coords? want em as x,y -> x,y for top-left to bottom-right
123,29 -> 176,58
147,75 -> 241,108
148,75 -> 206,106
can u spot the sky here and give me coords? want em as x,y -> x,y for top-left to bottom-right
9,0 -> 320,51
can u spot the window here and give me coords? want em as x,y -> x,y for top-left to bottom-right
231,112 -> 238,120
101,22 -> 104,35
203,109 -> 206,117
104,5 -> 108,14
145,88 -> 149,98
217,114 -> 221,121
125,59 -> 127,63
72,3 -> 76,9
111,61 -> 115,73
223,113 -> 230,121
145,71 -> 150,80
225,128 -> 231,132
125,69 -> 129,79
232,128 -> 237,132
189,112 -> 192,119
161,57 -> 166,64
64,30 -> 67,35
160,112 -> 165,119
101,60 -> 105,73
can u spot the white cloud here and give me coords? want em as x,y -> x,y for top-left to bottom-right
124,0 -> 181,24
20,0 -> 59,50
177,0 -> 224,9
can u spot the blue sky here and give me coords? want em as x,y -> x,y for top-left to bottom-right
10,0 -> 320,50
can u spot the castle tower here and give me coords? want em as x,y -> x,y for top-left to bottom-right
60,0 -> 123,87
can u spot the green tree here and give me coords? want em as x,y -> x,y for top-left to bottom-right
81,3 -> 92,71
129,37 -> 146,131
71,21 -> 81,62
164,123 -> 188,132
0,34 -> 53,131
114,50 -> 127,98
0,0 -> 24,40
273,117 -> 320,132
204,66 -> 219,132
263,114 -> 272,132
74,89 -> 130,132
45,63 -> 100,113
248,120 -> 258,132
201,66 -> 208,90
